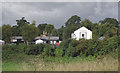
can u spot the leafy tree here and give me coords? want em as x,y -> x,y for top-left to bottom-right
81,19 -> 93,30
22,24 -> 39,44
45,24 -> 54,34
58,26 -> 64,41
15,17 -> 29,36
16,17 -> 29,28
38,23 -> 47,35
65,15 -> 81,27
64,25 -> 78,39
52,28 -> 58,36
92,23 -> 99,38
12,25 -> 20,36
98,23 -> 118,37
99,18 -> 118,27
2,25 -> 12,43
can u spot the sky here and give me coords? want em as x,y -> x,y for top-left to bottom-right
1,1 -> 119,28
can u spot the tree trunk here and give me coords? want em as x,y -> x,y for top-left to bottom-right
27,41 -> 29,46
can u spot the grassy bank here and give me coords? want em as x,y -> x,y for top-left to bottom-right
2,53 -> 118,71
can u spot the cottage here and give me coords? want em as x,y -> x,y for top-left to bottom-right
35,36 -> 59,44
71,26 -> 92,40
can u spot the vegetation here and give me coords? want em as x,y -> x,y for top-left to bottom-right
22,24 -> 39,44
2,15 -> 119,71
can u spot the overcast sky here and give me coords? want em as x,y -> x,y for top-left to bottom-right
2,2 -> 118,28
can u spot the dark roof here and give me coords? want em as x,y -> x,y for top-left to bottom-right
35,36 -> 59,41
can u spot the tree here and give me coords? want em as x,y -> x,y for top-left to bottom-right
52,28 -> 58,36
58,26 -> 64,41
81,19 -> 93,30
45,24 -> 54,34
22,24 -> 39,45
16,17 -> 29,28
2,25 -> 12,43
98,23 -> 118,37
38,23 -> 47,35
63,25 -> 78,39
15,17 -> 29,36
99,18 -> 118,27
65,15 -> 81,27
12,25 -> 20,36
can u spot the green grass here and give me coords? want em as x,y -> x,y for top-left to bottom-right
40,55 -> 96,64
2,50 -> 118,71
2,62 -> 22,71
2,62 -> 35,71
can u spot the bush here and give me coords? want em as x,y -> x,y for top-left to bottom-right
42,44 -> 54,56
99,35 -> 118,55
25,44 -> 45,55
76,39 -> 89,56
68,39 -> 79,47
16,44 -> 27,53
2,44 -> 27,61
87,39 -> 100,56
54,48 -> 64,57
60,39 -> 71,48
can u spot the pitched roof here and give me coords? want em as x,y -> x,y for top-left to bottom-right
74,26 -> 92,33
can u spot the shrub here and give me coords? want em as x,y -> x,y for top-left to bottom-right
68,39 -> 79,47
54,48 -> 64,57
87,39 -> 100,56
76,39 -> 89,56
25,44 -> 45,55
16,44 -> 27,53
60,39 -> 71,48
42,44 -> 54,56
99,35 -> 118,55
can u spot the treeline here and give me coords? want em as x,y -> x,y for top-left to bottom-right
2,15 -> 119,61
2,15 -> 119,44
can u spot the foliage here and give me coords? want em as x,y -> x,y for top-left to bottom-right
60,39 -> 71,48
25,44 -> 45,55
2,44 -> 27,61
37,23 -> 47,35
2,25 -> 12,43
52,28 -> 58,36
15,17 -> 29,36
98,23 -> 118,37
42,44 -> 54,56
65,15 -> 81,26
81,19 -> 92,30
99,18 -> 118,27
58,26 -> 64,41
64,25 -> 78,39
45,24 -> 54,34
22,24 -> 39,42
54,48 -> 64,57
87,39 -> 100,56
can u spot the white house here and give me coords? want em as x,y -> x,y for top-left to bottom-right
71,26 -> 92,40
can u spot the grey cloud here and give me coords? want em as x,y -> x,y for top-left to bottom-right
2,2 -> 118,28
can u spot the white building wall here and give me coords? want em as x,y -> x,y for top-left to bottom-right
71,27 -> 92,40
